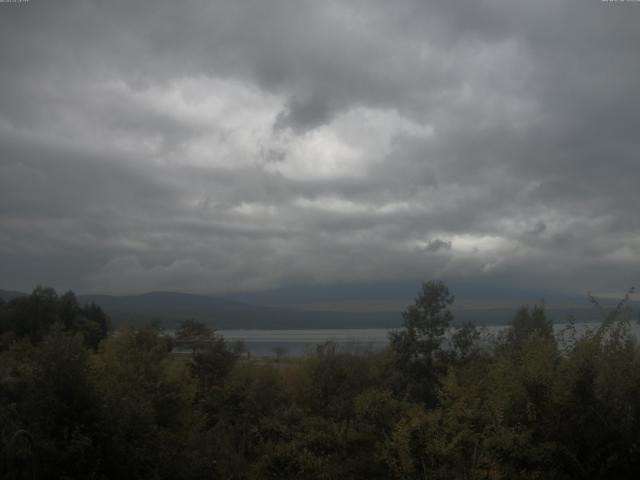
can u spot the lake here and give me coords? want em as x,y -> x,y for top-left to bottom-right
218,328 -> 390,356
218,322 -> 640,357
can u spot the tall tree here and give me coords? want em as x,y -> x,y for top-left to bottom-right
389,280 -> 455,405
506,304 -> 552,349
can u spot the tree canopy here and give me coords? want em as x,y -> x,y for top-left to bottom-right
2,282 -> 640,479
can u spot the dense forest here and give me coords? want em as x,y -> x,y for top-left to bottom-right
1,282 -> 639,479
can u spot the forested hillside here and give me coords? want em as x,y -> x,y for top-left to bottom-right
1,283 -> 639,479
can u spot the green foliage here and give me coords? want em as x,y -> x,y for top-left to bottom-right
93,323 -> 196,479
450,321 -> 483,365
388,280 -> 455,404
0,287 -> 109,350
173,318 -> 239,396
300,342 -> 372,420
190,334 -> 238,394
175,318 -> 214,351
0,326 -> 103,479
393,280 -> 455,352
506,303 -> 553,350
1,281 -> 640,479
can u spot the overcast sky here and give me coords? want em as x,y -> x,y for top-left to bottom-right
1,0 -> 639,299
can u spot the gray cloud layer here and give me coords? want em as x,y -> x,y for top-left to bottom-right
1,0 -> 639,296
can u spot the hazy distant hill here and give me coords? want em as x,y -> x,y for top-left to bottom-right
77,291 -> 401,329
77,291 -> 613,329
0,289 -> 27,302
3,288 -> 634,329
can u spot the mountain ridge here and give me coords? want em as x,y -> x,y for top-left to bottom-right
3,288 -> 631,329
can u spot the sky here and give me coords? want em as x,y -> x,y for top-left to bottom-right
1,0 -> 639,301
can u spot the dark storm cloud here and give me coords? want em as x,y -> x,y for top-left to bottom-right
1,0 -> 639,296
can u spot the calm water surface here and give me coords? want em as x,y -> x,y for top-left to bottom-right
218,322 -> 640,357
